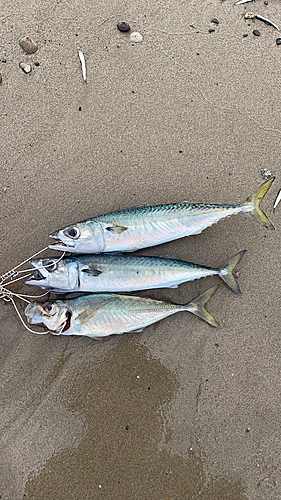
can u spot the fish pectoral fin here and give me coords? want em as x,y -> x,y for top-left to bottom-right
105,225 -> 128,234
81,267 -> 103,277
168,284 -> 178,289
128,329 -> 143,334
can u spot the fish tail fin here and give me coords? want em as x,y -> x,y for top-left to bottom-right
245,178 -> 275,229
185,285 -> 219,327
218,250 -> 247,295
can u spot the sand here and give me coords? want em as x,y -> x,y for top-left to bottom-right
1,0 -> 281,498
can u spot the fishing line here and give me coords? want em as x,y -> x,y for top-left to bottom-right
1,250 -> 66,286
9,295 -> 50,335
1,286 -> 61,335
1,252 -> 66,285
0,247 -> 49,284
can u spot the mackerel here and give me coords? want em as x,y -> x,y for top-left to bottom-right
49,179 -> 274,254
26,251 -> 246,294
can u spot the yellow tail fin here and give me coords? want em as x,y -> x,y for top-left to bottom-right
219,250 -> 247,295
186,285 -> 219,327
246,177 -> 275,229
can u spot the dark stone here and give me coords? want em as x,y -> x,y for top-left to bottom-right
79,107 -> 81,111
209,29 -> 215,33
117,22 -> 130,32
253,29 -> 261,36
212,18 -> 219,24
276,38 -> 281,45
34,62 -> 40,66
125,425 -> 130,430
243,34 -> 248,38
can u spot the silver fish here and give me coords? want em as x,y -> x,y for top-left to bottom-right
49,179 -> 274,254
24,286 -> 220,339
26,251 -> 246,294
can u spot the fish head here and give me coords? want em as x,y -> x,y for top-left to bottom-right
48,222 -> 105,253
25,257 -> 79,290
25,301 -> 70,333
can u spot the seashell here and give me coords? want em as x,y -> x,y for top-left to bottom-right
19,62 -> 32,73
117,22 -> 130,32
19,36 -> 38,54
130,32 -> 143,43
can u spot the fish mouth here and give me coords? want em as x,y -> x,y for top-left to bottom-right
49,233 -> 75,251
33,269 -> 45,281
48,242 -> 75,251
25,268 -> 47,286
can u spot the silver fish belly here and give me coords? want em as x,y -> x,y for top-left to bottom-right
24,286 -> 219,339
26,251 -> 246,294
48,179 -> 274,253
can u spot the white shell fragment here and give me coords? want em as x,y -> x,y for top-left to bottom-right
19,36 -> 38,54
78,49 -> 87,82
130,32 -> 143,43
273,189 -> 281,211
19,62 -> 31,73
255,14 -> 280,32
261,168 -> 272,181
234,0 -> 253,5
244,12 -> 255,20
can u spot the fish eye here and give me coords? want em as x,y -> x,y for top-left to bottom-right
43,303 -> 55,314
64,226 -> 80,239
42,259 -> 57,271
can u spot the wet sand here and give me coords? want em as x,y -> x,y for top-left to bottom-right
1,0 -> 281,499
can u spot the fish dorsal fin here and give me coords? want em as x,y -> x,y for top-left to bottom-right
105,225 -> 128,234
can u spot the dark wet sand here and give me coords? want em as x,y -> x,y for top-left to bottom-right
1,0 -> 281,499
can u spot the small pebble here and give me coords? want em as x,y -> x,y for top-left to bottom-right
117,22 -> 130,32
19,62 -> 31,73
34,62 -> 40,66
261,168 -> 272,180
125,425 -> 130,431
246,427 -> 251,432
209,29 -> 215,33
211,18 -> 219,25
0,73 -> 2,84
243,34 -> 248,37
276,38 -> 281,45
264,1 -> 268,4
253,29 -> 261,36
130,32 -> 143,43
19,36 -> 38,54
